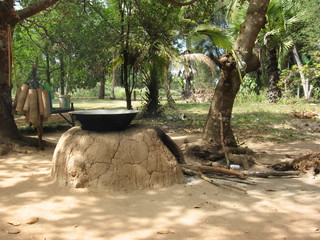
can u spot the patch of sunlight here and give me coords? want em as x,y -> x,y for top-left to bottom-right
0,176 -> 27,187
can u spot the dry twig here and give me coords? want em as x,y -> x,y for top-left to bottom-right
181,166 -> 247,192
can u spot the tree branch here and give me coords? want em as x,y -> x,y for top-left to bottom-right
161,0 -> 198,7
234,0 -> 269,73
209,53 -> 222,68
15,0 -> 60,23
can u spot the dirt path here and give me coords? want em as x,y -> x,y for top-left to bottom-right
0,132 -> 319,240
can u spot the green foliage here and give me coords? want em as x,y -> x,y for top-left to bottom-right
238,75 -> 258,95
280,50 -> 320,99
12,0 -> 320,107
192,25 -> 233,51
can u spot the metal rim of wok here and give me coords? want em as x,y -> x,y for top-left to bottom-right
69,109 -> 140,115
69,109 -> 141,131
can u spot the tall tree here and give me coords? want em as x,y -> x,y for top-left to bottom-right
0,0 -> 60,139
135,0 -> 182,115
203,0 -> 269,147
260,0 -> 297,102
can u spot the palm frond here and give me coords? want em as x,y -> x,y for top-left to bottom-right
194,25 -> 233,51
278,38 -> 294,69
285,16 -> 299,26
263,29 -> 280,45
180,53 -> 216,77
108,55 -> 123,72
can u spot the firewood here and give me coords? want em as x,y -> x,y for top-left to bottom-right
181,164 -> 246,179
243,170 -> 300,178
200,173 -> 247,192
207,174 -> 256,185
180,166 -> 247,192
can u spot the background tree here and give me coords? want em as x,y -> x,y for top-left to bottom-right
192,0 -> 270,148
135,0 -> 182,115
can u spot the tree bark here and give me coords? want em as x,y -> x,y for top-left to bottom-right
59,54 -> 65,95
164,63 -> 175,108
145,65 -> 160,116
0,17 -> 19,139
183,68 -> 194,99
110,65 -> 117,100
45,51 -> 51,85
203,0 -> 269,147
203,54 -> 239,146
98,70 -> 106,99
267,47 -> 282,103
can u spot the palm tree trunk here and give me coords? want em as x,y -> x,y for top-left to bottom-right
267,47 -> 282,103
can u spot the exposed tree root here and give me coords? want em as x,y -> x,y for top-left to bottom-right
181,139 -> 255,169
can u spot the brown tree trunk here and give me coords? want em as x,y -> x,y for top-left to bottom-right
203,54 -> 239,147
45,51 -> 51,85
0,24 -> 20,139
59,54 -> 65,95
110,67 -> 116,100
203,0 -> 269,148
98,70 -> 106,99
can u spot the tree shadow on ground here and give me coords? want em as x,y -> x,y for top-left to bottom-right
0,139 -> 319,240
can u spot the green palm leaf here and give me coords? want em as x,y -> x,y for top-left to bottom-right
193,25 -> 233,51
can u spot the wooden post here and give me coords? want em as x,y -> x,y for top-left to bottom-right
37,115 -> 44,150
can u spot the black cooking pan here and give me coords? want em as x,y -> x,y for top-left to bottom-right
69,109 -> 140,131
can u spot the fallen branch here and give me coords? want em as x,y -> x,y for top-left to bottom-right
181,164 -> 245,179
243,170 -> 301,178
200,173 -> 247,192
181,166 -> 247,192
207,174 -> 256,185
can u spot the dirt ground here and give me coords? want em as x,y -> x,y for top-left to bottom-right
0,130 -> 320,240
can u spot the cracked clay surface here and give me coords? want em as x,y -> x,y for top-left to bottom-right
52,126 -> 184,191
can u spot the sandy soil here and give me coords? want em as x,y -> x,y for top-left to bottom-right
0,131 -> 319,240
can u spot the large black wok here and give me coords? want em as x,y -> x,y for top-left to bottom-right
69,109 -> 140,131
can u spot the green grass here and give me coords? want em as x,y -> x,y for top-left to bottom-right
232,99 -> 320,143
51,98 -> 142,110
162,98 -> 319,143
